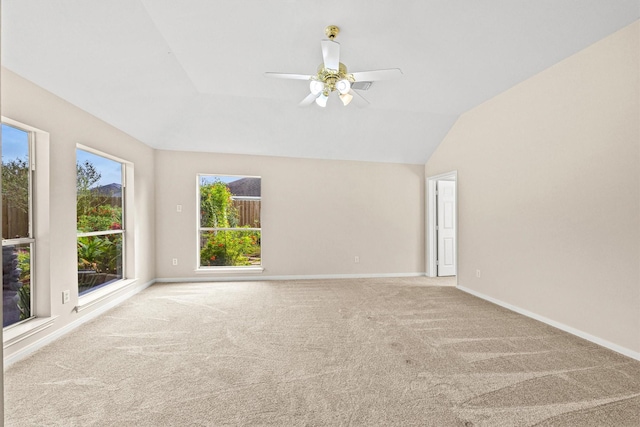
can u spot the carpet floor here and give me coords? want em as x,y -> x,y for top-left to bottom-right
4,277 -> 640,426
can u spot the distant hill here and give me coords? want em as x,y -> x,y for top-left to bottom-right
92,183 -> 122,197
227,178 -> 260,197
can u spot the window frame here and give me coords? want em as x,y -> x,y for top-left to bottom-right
196,174 -> 263,271
1,117 -> 52,342
75,145 -> 128,297
2,121 -> 36,328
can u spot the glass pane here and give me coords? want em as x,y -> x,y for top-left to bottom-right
77,149 -> 123,233
200,230 -> 261,267
2,243 -> 32,327
232,199 -> 261,228
77,234 -> 123,295
200,176 -> 261,228
2,124 -> 30,239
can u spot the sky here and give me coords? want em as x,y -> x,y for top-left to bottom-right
1,123 -> 28,161
76,149 -> 122,187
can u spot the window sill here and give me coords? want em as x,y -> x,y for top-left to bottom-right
3,316 -> 58,349
76,278 -> 139,313
195,267 -> 264,274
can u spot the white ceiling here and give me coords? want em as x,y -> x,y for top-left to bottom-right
2,1 -> 639,164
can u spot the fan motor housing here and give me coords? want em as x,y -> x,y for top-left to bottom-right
315,63 -> 354,94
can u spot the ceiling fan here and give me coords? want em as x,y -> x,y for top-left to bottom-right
265,25 -> 402,107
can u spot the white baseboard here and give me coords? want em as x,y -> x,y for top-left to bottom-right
4,279 -> 156,368
156,272 -> 425,283
457,285 -> 640,362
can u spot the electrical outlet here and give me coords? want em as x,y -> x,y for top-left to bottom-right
172,258 -> 178,266
62,290 -> 70,304
476,269 -> 481,278
176,204 -> 182,213
354,256 -> 360,263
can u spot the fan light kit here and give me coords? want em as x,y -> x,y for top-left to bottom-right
265,25 -> 402,107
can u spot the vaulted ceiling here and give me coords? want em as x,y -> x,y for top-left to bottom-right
3,1 -> 638,164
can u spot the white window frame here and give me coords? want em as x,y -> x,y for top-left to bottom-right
75,145 -> 137,310
2,121 -> 36,327
196,174 -> 263,273
2,117 -> 54,345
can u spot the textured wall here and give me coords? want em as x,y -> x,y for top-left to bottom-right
154,150 -> 425,279
426,22 -> 640,354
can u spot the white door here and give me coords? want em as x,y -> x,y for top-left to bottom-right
437,180 -> 456,276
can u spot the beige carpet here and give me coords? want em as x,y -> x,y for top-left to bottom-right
5,277 -> 640,426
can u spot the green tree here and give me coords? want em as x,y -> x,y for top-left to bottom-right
200,179 -> 238,228
76,160 -> 102,219
2,157 -> 29,214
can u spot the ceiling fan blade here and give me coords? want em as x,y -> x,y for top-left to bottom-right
321,39 -> 340,71
351,68 -> 403,82
351,81 -> 373,91
264,72 -> 313,80
299,92 -> 319,107
350,89 -> 370,107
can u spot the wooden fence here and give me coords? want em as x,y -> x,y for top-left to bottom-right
233,199 -> 261,228
2,196 -> 29,239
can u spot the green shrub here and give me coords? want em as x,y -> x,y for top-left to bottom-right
77,205 -> 122,233
200,230 -> 260,266
17,285 -> 31,320
16,249 -> 31,320
77,235 -> 121,274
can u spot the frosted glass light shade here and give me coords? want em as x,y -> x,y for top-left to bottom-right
336,79 -> 351,94
339,92 -> 353,106
309,80 -> 324,95
315,93 -> 328,107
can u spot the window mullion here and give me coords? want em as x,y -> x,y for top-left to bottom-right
77,229 -> 124,238
2,238 -> 36,246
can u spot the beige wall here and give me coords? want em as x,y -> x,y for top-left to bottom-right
1,68 -> 156,360
155,150 -> 425,279
426,22 -> 640,354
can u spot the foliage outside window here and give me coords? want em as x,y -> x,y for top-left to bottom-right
2,123 -> 34,327
76,149 -> 124,294
198,175 -> 261,267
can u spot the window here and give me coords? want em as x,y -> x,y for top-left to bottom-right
198,175 -> 261,268
2,123 -> 35,327
76,148 -> 125,295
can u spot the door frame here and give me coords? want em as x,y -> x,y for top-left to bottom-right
426,171 -> 458,278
